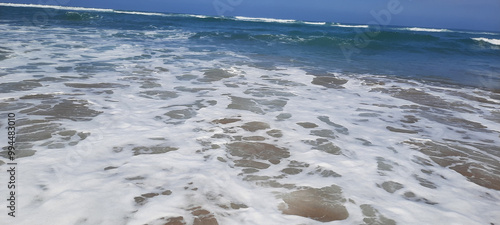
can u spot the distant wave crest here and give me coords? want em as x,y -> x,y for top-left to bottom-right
233,16 -> 296,24
0,2 -> 114,13
2,2 -> 497,35
0,3 -> 330,26
233,17 -> 332,27
303,21 -> 327,26
331,24 -> 369,28
472,38 -> 500,46
399,27 -> 452,33
114,10 -> 166,17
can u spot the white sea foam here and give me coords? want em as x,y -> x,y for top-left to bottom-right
0,3 -> 175,18
331,23 -> 369,28
303,21 -> 326,26
0,3 -> 306,25
399,27 -> 453,32
0,2 -> 115,13
472,37 -> 500,46
464,31 -> 500,35
114,10 -> 166,17
234,16 -> 296,24
189,14 -> 210,19
0,17 -> 499,225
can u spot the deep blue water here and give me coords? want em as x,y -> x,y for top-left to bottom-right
1,4 -> 500,89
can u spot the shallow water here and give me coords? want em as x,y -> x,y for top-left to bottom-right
1,4 -> 500,225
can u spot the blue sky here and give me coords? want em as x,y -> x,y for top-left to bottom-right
2,0 -> 500,31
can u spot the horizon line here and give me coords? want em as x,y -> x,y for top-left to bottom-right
0,2 -> 499,33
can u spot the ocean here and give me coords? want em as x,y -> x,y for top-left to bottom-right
0,3 -> 499,225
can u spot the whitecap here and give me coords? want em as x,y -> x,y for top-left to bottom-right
331,23 -> 369,28
234,16 -> 296,24
472,37 -> 500,46
0,3 -> 115,13
399,27 -> 452,33
114,10 -> 166,17
303,21 -> 326,26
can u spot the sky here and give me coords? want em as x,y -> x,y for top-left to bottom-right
1,0 -> 500,32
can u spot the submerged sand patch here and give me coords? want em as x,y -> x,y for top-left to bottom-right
278,185 -> 349,222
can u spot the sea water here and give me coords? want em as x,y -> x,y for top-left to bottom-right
0,3 -> 499,225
